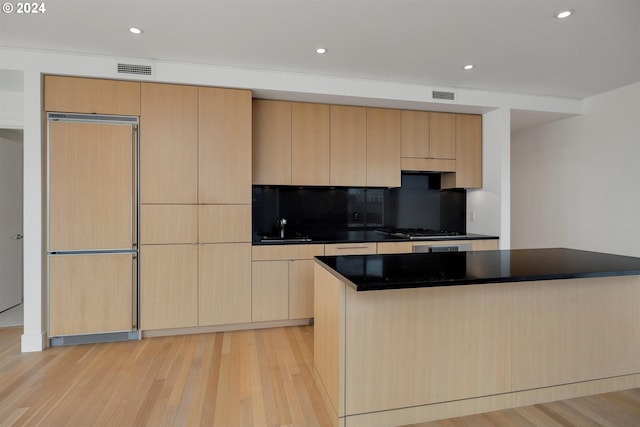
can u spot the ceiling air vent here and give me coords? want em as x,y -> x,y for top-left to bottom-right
432,90 -> 455,101
117,63 -> 153,76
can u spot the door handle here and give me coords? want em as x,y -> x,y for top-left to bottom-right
14,234 -> 23,240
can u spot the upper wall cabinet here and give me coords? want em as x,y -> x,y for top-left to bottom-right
252,100 -> 292,185
330,105 -> 367,187
44,75 -> 140,116
401,111 -> 456,173
366,108 -> 401,187
442,114 -> 482,189
291,102 -> 331,186
198,87 -> 252,204
140,83 -> 198,204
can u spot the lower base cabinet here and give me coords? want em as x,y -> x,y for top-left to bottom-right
251,258 -> 317,322
199,243 -> 252,326
140,243 -> 251,330
140,245 -> 198,330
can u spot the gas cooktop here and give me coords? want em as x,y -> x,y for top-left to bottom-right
376,227 -> 463,239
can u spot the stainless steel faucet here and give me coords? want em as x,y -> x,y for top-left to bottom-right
279,218 -> 287,238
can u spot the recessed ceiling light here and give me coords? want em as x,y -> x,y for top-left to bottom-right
129,27 -> 143,35
463,64 -> 474,70
315,47 -> 327,54
555,9 -> 574,19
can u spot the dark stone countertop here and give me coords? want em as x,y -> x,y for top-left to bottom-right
253,231 -> 498,245
315,248 -> 640,291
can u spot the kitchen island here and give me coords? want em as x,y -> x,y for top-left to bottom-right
313,248 -> 640,427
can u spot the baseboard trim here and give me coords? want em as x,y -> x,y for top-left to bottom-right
21,331 -> 46,352
141,318 -> 313,339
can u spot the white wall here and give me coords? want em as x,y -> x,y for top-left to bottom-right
0,47 -> 586,351
511,82 -> 640,256
468,108 -> 511,247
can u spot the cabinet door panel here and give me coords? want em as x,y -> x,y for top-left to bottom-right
44,75 -> 140,116
429,112 -> 456,159
366,108 -> 401,187
199,243 -> 251,326
140,83 -> 198,203
289,259 -> 315,319
330,105 -> 367,186
401,110 -> 429,158
49,254 -> 132,336
252,261 -> 289,322
199,87 -> 252,204
198,204 -> 251,243
49,121 -> 133,251
252,100 -> 292,185
291,102 -> 330,185
140,204 -> 197,244
140,245 -> 198,330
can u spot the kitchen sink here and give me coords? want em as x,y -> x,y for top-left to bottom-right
259,234 -> 312,243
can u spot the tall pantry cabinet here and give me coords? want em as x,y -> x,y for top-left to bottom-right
139,83 -> 252,331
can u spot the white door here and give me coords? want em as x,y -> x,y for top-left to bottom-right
0,132 -> 23,312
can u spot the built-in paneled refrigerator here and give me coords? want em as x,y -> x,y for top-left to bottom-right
47,113 -> 139,345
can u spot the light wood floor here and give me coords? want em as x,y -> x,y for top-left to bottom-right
2,326 -> 640,427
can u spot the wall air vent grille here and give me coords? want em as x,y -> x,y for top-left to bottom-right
117,63 -> 153,76
432,90 -> 455,101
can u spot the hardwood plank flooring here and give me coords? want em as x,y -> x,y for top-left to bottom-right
1,326 -> 640,427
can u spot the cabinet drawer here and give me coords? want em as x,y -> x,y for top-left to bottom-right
252,244 -> 325,261
324,242 -> 377,256
401,158 -> 455,172
140,204 -> 197,244
198,205 -> 251,243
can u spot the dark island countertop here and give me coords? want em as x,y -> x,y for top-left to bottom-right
315,248 -> 640,291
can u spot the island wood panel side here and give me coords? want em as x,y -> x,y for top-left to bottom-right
511,276 -> 640,391
343,283 -> 512,415
313,262 -> 346,422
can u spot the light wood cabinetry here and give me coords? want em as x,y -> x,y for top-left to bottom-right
49,254 -> 134,336
401,111 -> 457,173
429,112 -> 456,159
198,205 -> 251,243
140,245 -> 198,330
139,82 -> 252,331
442,114 -> 482,189
252,100 -> 292,185
377,239 -> 498,254
366,108 -> 401,187
251,244 -> 324,322
291,102 -> 331,186
199,243 -> 252,326
325,242 -> 377,256
48,121 -> 133,251
140,83 -> 198,204
140,204 -> 198,245
511,276 -> 640,391
330,105 -> 367,186
198,87 -> 252,204
252,261 -> 289,322
44,75 -> 140,116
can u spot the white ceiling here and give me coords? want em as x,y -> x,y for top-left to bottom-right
1,0 -> 639,121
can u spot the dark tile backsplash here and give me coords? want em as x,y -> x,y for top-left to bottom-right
252,173 -> 466,241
